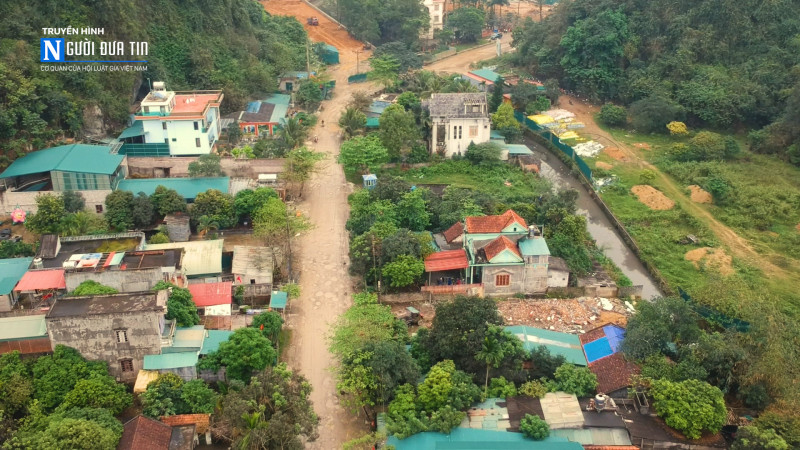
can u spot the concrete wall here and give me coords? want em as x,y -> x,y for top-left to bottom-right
142,111 -> 219,156
65,268 -> 163,293
46,308 -> 164,382
547,268 -> 570,288
431,117 -> 491,158
158,366 -> 197,381
202,304 -> 231,316
0,294 -> 14,312
483,265 -> 524,295
0,189 -> 111,215
126,156 -> 285,179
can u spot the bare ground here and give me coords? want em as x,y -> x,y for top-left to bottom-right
631,185 -> 675,211
685,247 -> 734,277
688,185 -> 712,204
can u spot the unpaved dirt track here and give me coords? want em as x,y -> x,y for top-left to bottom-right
426,36 -> 514,74
261,0 -> 365,53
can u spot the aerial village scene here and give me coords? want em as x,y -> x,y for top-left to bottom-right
0,0 -> 799,449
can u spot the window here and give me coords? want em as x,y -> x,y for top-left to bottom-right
120,359 -> 134,372
434,4 -> 439,11
434,15 -> 439,22
95,205 -> 103,213
162,122 -> 167,130
469,126 -> 478,137
453,125 -> 457,138
115,329 -> 128,343
160,106 -> 166,114
164,138 -> 169,144
458,126 -> 462,139
172,138 -> 177,142
195,138 -> 201,147
496,274 -> 510,286
193,121 -> 199,130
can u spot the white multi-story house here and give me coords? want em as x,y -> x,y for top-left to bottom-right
426,93 -> 491,158
422,0 -> 446,40
134,82 -> 224,156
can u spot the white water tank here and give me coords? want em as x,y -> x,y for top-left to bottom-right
595,394 -> 607,411
33,257 -> 43,269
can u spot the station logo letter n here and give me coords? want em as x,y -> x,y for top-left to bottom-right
40,38 -> 64,62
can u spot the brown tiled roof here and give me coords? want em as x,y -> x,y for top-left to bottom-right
589,352 -> 640,394
161,414 -> 210,434
579,324 -> 611,345
483,236 -> 522,261
465,209 -> 527,233
443,222 -> 464,243
119,415 -> 172,450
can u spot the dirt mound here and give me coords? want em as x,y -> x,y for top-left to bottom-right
685,247 -> 734,276
604,147 -> 626,161
633,142 -> 651,150
796,223 -> 800,232
631,185 -> 675,210
595,161 -> 613,170
688,185 -> 712,204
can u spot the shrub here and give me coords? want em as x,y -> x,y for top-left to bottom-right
487,376 -> 517,398
630,96 -> 683,133
148,232 -> 170,244
553,364 -> 598,397
519,380 -> 548,398
519,414 -> 549,440
353,292 -> 378,306
731,426 -> 788,450
639,169 -> 656,185
597,103 -> 627,127
667,121 -> 688,136
281,283 -> 301,300
650,378 -> 726,439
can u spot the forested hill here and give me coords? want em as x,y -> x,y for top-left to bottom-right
0,0 -> 307,166
512,0 -> 800,161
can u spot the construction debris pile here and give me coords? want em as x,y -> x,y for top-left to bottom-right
497,297 -> 635,334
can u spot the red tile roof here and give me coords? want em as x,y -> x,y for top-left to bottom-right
188,281 -> 232,307
14,269 -> 66,291
119,415 -> 172,450
579,324 -> 610,345
161,414 -> 210,434
424,250 -> 469,272
442,222 -> 464,243
589,352 -> 640,394
465,209 -> 527,233
483,236 -> 522,261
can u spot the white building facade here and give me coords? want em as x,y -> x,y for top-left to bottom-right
135,82 -> 223,156
427,93 -> 491,158
422,0 -> 446,40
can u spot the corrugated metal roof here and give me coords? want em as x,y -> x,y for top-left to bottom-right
143,351 -> 198,370
116,177 -> 229,200
269,291 -> 288,309
0,315 -> 47,341
0,144 -> 123,178
505,325 -> 587,365
144,240 -> 223,276
469,69 -> 502,83
0,258 -> 33,295
162,326 -> 205,353
188,282 -> 232,307
387,428 -> 582,450
518,237 -> 550,256
200,330 -> 233,355
366,117 -> 380,128
551,428 -> 632,446
14,269 -> 66,291
118,121 -> 145,140
502,144 -> 534,156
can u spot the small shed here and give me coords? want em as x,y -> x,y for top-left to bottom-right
320,43 -> 339,64
164,213 -> 191,242
362,174 -> 377,190
0,314 -> 51,355
269,291 -> 288,315
0,257 -> 33,311
231,246 -> 275,286
143,351 -> 199,381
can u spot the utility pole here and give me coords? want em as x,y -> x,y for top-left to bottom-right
306,38 -> 311,79
354,50 -> 362,74
285,201 -> 293,281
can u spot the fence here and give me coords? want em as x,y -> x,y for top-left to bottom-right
679,288 -> 750,332
348,73 -> 368,84
513,110 -> 592,182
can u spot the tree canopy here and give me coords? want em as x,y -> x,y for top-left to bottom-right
199,328 -> 276,383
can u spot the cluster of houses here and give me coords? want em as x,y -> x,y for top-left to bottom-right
0,232 -> 287,387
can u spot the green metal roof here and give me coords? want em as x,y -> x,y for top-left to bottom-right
551,428 -> 632,446
116,177 -> 229,200
490,130 -> 504,140
518,237 -> 550,256
0,144 -> 123,178
162,325 -> 205,353
469,69 -> 502,83
502,144 -> 534,156
264,94 -> 291,124
118,120 -> 144,139
200,330 -> 234,355
366,117 -> 380,128
505,325 -> 587,365
269,291 -> 288,309
387,429 -> 582,450
143,351 -> 199,370
0,258 -> 33,295
0,314 -> 47,341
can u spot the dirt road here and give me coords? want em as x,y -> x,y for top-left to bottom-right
426,36 -> 514,73
261,0 -> 365,53
561,95 -> 794,279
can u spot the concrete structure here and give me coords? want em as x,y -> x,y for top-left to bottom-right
144,240 -> 223,278
231,246 -> 276,286
45,291 -> 168,382
421,0 -> 446,40
0,314 -> 51,355
222,94 -> 290,137
65,267 -> 166,293
0,144 -> 126,215
0,257 -> 33,311
278,71 -> 314,93
132,82 -> 224,156
425,93 -> 491,158
547,256 -> 570,288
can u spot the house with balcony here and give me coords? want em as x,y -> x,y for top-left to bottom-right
0,144 -> 126,215
424,93 -> 491,158
122,82 -> 224,156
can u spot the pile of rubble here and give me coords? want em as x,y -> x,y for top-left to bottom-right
497,297 -> 636,334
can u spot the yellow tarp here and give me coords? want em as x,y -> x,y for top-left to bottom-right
134,369 -> 160,393
528,114 -> 555,125
557,131 -> 580,140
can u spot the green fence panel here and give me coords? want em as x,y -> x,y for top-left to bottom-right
679,288 -> 750,332
575,156 -> 593,181
347,73 -> 368,83
118,143 -> 171,157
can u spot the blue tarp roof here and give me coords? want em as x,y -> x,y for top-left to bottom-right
269,291 -> 288,309
116,177 -> 229,200
583,325 -> 627,363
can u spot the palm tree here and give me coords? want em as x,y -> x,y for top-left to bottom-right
60,211 -> 91,236
278,116 -> 309,149
235,408 -> 267,450
197,215 -> 219,239
475,334 -> 505,397
338,107 -> 367,138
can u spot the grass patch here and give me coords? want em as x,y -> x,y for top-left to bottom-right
455,39 -> 489,52
277,328 -> 291,359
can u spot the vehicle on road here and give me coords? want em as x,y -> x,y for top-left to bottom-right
307,17 -> 319,26
490,32 -> 503,40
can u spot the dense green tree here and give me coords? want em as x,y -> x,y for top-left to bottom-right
150,186 -> 187,216
368,55 -> 401,88
213,364 -> 318,449
278,116 -> 310,150
396,189 -> 431,232
233,188 -> 278,224
529,345 -> 567,379
476,331 -> 505,396
629,96 -> 684,133
104,190 -> 134,231
650,379 -> 726,440
131,192 -> 154,229
552,364 -> 598,397
417,360 -> 481,412
754,413 -> 800,449
491,102 -> 521,131
379,104 -> 419,161
373,42 -> 423,73
296,80 -> 324,109
640,354 -> 708,383
13,418 -> 120,450
282,146 -> 324,196
446,7 -> 485,43
338,135 -> 390,175
190,189 -> 236,229
330,304 -> 408,359
252,311 -> 283,344
382,255 -> 425,288
141,373 -> 185,418
188,154 -> 224,177
465,142 -> 502,165
152,282 -> 200,327
489,80 -> 505,113
199,328 -> 276,383
732,426 -> 788,450
597,103 -> 627,126
26,194 -> 66,235
180,380 -> 218,415
31,346 -> 108,412
396,92 -> 421,111
520,414 -> 550,440
621,297 -> 701,360
338,107 -> 367,139
252,197 -> 311,246
61,191 -> 85,214
0,241 -> 35,259
60,375 -> 132,415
